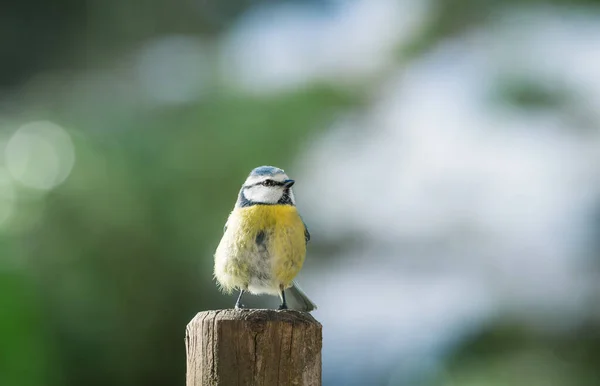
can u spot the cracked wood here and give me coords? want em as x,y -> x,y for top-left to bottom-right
185,309 -> 322,386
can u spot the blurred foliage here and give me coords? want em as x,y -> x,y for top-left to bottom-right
2,0 -> 600,386
1,0 -> 297,88
493,76 -> 571,110
0,270 -> 57,386
439,323 -> 600,386
1,87 -> 356,386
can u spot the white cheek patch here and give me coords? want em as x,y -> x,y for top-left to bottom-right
244,185 -> 284,204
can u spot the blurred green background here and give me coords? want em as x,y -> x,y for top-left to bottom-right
2,0 -> 600,385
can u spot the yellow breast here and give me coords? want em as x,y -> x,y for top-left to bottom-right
236,205 -> 305,238
214,204 -> 307,292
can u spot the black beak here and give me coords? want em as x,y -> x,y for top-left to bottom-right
283,179 -> 295,188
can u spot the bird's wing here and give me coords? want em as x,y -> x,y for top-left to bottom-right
302,219 -> 310,244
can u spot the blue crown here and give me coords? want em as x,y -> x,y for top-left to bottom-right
249,166 -> 285,176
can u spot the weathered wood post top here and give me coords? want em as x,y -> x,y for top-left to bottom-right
186,309 -> 322,386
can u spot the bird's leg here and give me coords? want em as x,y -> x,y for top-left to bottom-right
278,285 -> 288,310
234,289 -> 245,309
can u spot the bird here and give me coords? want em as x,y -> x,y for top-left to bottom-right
214,165 -> 317,312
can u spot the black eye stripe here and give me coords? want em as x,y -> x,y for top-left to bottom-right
251,179 -> 284,187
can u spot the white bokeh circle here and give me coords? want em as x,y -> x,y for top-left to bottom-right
5,121 -> 76,190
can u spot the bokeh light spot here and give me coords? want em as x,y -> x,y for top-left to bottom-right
5,121 -> 76,190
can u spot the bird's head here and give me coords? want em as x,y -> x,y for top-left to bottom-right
237,166 -> 296,207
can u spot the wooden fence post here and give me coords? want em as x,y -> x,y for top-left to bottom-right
185,309 -> 322,386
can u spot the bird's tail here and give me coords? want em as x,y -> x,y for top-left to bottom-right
288,280 -> 317,312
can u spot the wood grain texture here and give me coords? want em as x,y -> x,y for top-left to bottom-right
186,309 -> 322,386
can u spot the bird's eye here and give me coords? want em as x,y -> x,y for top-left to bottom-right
263,179 -> 276,186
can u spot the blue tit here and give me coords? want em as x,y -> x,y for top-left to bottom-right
214,165 -> 317,311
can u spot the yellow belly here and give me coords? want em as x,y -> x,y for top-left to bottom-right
214,205 -> 306,294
